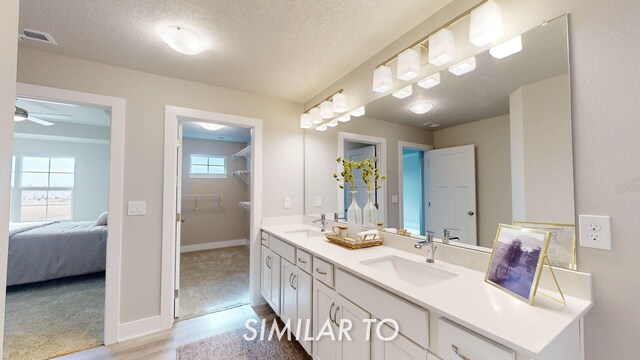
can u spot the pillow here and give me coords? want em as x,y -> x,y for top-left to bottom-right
96,212 -> 108,226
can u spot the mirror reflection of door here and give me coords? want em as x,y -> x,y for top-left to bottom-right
402,148 -> 426,235
343,143 -> 375,220
427,144 -> 477,245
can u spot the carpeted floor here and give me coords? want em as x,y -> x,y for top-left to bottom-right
176,316 -> 310,360
179,245 -> 250,320
3,273 -> 105,360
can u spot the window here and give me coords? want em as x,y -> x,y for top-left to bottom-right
20,157 -> 75,221
190,154 -> 227,178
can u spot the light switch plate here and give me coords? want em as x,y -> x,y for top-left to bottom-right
391,195 -> 399,204
579,215 -> 611,250
128,201 -> 146,216
315,196 -> 322,207
283,197 -> 291,209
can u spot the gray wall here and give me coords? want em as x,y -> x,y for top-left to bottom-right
304,1 -> 640,358
180,138 -> 249,246
11,138 -> 110,222
433,114 -> 512,248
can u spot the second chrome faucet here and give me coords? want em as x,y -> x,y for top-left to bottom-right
414,231 -> 437,263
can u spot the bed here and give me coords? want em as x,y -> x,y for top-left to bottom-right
7,221 -> 108,286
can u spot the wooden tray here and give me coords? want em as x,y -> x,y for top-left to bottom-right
324,232 -> 382,250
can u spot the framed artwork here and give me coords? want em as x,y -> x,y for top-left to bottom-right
513,222 -> 576,270
486,224 -> 551,304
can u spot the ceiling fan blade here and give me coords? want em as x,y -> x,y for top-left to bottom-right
28,117 -> 54,126
21,98 -> 77,107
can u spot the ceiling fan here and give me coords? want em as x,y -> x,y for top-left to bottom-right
14,106 -> 54,126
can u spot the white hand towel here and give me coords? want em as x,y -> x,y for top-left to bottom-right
358,230 -> 379,240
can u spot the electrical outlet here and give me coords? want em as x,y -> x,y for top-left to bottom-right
315,196 -> 322,207
283,196 -> 291,209
579,215 -> 611,250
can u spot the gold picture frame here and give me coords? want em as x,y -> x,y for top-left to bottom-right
485,224 -> 552,305
513,221 -> 576,270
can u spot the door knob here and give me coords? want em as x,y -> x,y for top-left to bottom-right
181,218 -> 186,223
468,211 -> 475,216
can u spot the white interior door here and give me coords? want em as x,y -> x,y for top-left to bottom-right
174,123 -> 183,318
427,145 -> 477,245
344,145 -> 375,217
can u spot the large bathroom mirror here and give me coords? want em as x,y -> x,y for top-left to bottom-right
304,16 -> 576,268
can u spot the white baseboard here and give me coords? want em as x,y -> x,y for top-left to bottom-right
180,239 -> 248,253
118,315 -> 162,342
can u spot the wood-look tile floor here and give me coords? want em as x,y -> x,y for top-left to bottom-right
55,304 -> 274,360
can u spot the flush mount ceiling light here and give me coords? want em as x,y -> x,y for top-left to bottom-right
160,26 -> 207,55
490,35 -> 523,59
300,113 -> 312,129
332,93 -> 348,114
372,65 -> 393,93
449,56 -> 477,76
199,122 -> 225,131
337,114 -> 351,122
469,0 -> 504,47
410,102 -> 434,114
320,100 -> 334,119
310,107 -> 322,125
417,72 -> 441,90
429,29 -> 456,66
350,106 -> 365,117
392,85 -> 413,99
327,119 -> 339,127
397,48 -> 421,81
14,106 -> 27,121
315,124 -> 328,131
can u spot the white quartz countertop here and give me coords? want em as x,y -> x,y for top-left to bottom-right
261,223 -> 593,358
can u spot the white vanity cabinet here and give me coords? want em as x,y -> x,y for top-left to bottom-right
281,259 -> 313,354
260,245 -> 280,315
373,324 -> 429,360
436,318 -> 515,360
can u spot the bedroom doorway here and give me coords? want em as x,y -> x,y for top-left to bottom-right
175,121 -> 252,320
162,106 -> 263,332
1,84 -> 125,359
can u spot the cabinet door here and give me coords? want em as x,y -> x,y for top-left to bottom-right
373,323 -> 428,360
261,246 -> 271,301
270,253 -> 281,315
313,278 -> 339,360
297,269 -> 313,355
281,260 -> 298,334
336,295 -> 370,360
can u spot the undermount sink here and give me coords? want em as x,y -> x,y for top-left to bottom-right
284,229 -> 325,238
361,255 -> 457,288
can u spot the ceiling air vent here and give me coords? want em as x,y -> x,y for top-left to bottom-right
422,122 -> 441,128
20,28 -> 57,45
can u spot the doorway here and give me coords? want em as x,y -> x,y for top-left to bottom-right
161,106 -> 263,330
0,84 -> 125,358
398,142 -> 432,236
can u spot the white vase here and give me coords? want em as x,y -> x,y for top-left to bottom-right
346,191 -> 362,231
362,191 -> 377,228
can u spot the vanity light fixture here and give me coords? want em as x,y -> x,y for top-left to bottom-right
199,122 -> 225,131
327,119 -> 339,127
449,56 -> 477,76
315,124 -> 328,131
397,48 -> 421,81
392,85 -> 413,99
320,100 -> 334,119
159,26 -> 207,55
372,65 -> 393,93
300,113 -> 313,129
337,114 -> 351,122
469,0 -> 504,47
490,35 -> 523,59
429,29 -> 456,66
417,72 -> 441,90
350,106 -> 365,117
310,107 -> 322,124
410,101 -> 434,114
332,92 -> 348,114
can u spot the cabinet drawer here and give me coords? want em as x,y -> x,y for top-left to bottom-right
313,256 -> 334,287
335,269 -> 429,349
437,318 -> 515,360
261,231 -> 270,247
269,236 -> 296,264
296,249 -> 312,274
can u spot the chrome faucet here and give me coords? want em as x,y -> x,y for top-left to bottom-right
442,228 -> 460,244
313,214 -> 327,232
414,231 -> 437,263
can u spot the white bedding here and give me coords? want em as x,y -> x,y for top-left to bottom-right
8,221 -> 59,237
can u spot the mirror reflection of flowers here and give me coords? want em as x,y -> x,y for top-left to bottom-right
333,157 -> 357,190
359,159 -> 388,191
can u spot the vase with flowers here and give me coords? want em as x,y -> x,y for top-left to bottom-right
333,157 -> 361,229
359,159 -> 388,228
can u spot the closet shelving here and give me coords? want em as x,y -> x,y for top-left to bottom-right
238,201 -> 251,209
232,170 -> 250,185
232,146 -> 251,161
233,145 -> 251,208
182,194 -> 223,211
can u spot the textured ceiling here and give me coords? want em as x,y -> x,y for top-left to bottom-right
18,0 -> 454,102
